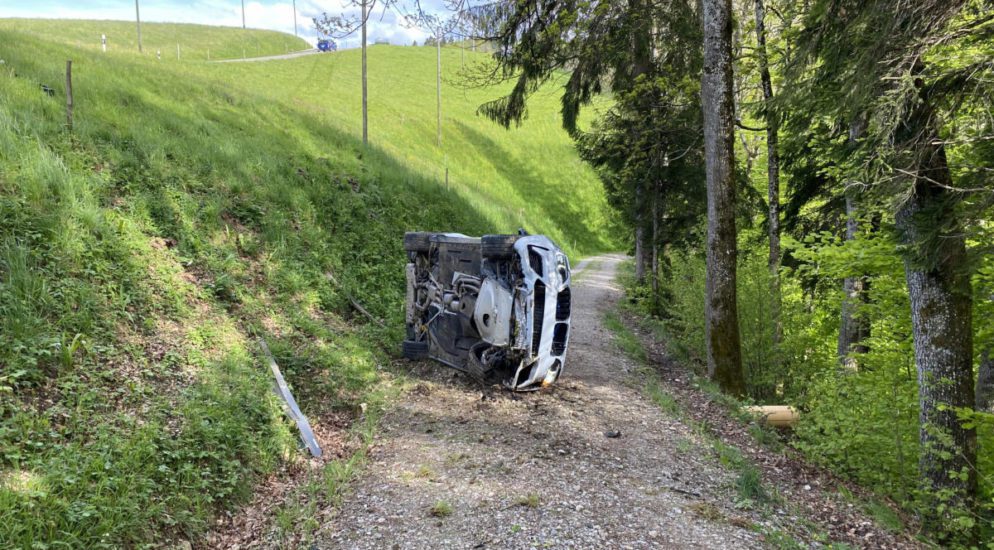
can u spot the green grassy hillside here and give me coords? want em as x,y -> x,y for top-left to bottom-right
0,20 -> 616,547
0,19 -> 311,60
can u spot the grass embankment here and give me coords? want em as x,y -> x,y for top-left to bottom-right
0,19 -> 311,60
0,20 -> 617,547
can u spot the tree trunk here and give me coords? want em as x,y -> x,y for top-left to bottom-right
651,183 -> 660,314
838,118 -> 872,369
634,180 -> 647,283
837,193 -> 872,367
753,0 -> 782,346
895,121 -> 976,534
977,347 -> 994,413
702,0 -> 745,396
630,0 -> 653,285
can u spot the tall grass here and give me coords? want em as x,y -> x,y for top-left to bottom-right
0,21 -> 617,547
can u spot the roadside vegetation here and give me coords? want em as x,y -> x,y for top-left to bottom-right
0,21 -> 615,547
610,262 -> 917,547
472,0 -> 993,544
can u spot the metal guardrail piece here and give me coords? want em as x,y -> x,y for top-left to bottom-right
259,338 -> 323,458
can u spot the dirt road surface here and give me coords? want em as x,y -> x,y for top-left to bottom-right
317,254 -> 768,549
213,49 -> 322,63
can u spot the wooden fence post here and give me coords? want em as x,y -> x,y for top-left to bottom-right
65,60 -> 73,133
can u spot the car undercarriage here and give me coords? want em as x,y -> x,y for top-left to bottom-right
402,231 -> 572,390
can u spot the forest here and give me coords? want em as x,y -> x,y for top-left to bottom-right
465,0 -> 994,545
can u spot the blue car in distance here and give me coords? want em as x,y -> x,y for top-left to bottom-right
317,39 -> 337,52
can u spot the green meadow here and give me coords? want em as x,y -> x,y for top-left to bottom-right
0,18 -> 311,60
0,20 -> 617,547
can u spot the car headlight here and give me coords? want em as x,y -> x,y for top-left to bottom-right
555,253 -> 569,281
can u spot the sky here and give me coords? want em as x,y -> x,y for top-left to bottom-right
0,0 -> 452,48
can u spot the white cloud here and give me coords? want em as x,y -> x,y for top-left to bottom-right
0,0 -> 448,47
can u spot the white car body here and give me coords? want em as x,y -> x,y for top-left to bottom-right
402,232 -> 572,390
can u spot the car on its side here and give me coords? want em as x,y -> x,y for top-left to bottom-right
402,231 -> 572,390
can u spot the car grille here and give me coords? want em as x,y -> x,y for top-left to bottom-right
528,247 -> 544,277
531,280 -> 545,355
552,323 -> 568,356
556,287 -> 571,320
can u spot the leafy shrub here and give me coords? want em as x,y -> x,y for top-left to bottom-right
636,226 -> 994,541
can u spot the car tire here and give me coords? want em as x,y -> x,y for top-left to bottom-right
481,234 -> 518,259
466,343 -> 495,383
401,339 -> 429,360
404,232 -> 431,253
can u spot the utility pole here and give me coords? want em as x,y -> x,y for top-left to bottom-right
436,29 -> 442,147
241,0 -> 246,29
293,0 -> 298,36
361,0 -> 368,145
135,0 -> 143,53
65,60 -> 73,132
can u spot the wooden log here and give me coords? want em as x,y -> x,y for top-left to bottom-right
744,405 -> 799,428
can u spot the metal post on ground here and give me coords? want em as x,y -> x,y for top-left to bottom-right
135,0 -> 143,53
361,0 -> 368,146
436,30 -> 442,147
241,0 -> 246,29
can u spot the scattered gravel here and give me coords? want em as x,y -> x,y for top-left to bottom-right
317,255 -> 766,549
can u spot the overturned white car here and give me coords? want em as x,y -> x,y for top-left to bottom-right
402,231 -> 572,390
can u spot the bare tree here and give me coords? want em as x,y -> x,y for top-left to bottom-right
404,2 -> 480,148
702,0 -> 745,395
315,0 -> 399,146
316,1 -> 472,148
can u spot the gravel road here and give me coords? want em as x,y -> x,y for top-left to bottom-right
317,254 -> 766,549
213,49 -> 322,63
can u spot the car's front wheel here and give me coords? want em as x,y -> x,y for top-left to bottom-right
467,342 -> 499,383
